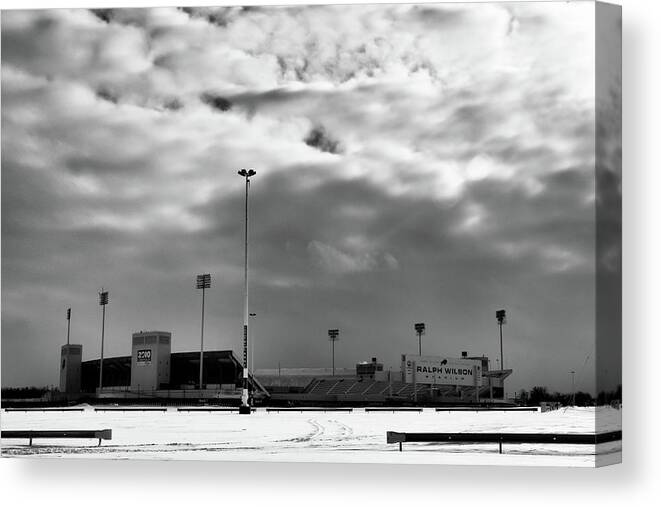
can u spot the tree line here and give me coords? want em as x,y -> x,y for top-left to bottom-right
517,384 -> 622,406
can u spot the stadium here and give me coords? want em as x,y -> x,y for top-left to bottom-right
50,329 -> 512,408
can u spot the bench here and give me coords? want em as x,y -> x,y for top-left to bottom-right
387,430 -> 622,453
1,429 -> 112,447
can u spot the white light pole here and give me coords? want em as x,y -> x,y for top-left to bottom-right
238,168 -> 256,414
496,309 -> 506,370
66,307 -> 71,345
98,289 -> 109,393
414,322 -> 425,356
196,273 -> 211,390
249,313 -> 256,374
328,329 -> 339,376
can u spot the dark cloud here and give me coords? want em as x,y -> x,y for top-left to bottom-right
163,97 -> 183,111
90,9 -> 114,24
304,125 -> 343,154
408,5 -> 468,27
179,6 -> 242,28
96,86 -> 119,104
200,93 -> 232,112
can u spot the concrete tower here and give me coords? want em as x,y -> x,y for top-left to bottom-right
59,344 -> 82,394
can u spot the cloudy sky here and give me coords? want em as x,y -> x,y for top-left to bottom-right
1,2 -> 620,395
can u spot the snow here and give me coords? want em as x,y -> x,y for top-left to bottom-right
0,406 -> 621,467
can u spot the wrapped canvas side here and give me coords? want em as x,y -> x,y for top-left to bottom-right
595,1 -> 622,467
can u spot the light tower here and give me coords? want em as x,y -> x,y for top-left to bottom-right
98,289 -> 109,393
496,309 -> 506,371
414,322 -> 426,356
249,312 -> 256,374
66,307 -> 71,345
196,273 -> 211,389
328,329 -> 339,376
238,168 -> 256,414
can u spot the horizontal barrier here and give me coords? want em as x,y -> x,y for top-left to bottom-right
434,407 -> 540,412
94,407 -> 167,412
265,408 -> 354,412
386,430 -> 622,453
365,408 -> 423,412
3,408 -> 85,412
177,407 -> 255,412
2,429 -> 112,446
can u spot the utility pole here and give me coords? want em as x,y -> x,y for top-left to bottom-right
570,370 -> 576,406
328,329 -> 340,376
238,169 -> 256,414
196,273 -> 211,390
98,289 -> 109,393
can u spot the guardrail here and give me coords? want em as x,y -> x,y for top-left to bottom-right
265,407 -> 354,412
3,408 -> 85,412
366,408 -> 423,412
93,407 -> 167,412
177,407 -> 253,412
386,430 -> 622,454
434,407 -> 539,412
1,429 -> 112,446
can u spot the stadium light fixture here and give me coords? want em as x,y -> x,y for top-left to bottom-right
328,329 -> 340,376
196,273 -> 211,390
238,168 -> 256,414
98,289 -> 109,393
414,322 -> 426,356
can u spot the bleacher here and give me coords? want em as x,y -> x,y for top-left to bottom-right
268,369 -> 514,405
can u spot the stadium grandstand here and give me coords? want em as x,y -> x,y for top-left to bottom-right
254,355 -> 512,406
39,332 -> 513,408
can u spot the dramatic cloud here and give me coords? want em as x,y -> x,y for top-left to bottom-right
304,125 -> 342,154
1,2 -> 616,395
200,92 -> 233,112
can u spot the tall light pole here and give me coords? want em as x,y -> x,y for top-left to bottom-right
570,370 -> 576,406
196,273 -> 211,390
98,289 -> 109,393
414,322 -> 425,356
496,310 -> 506,371
238,168 -> 256,414
66,307 -> 71,345
328,329 -> 339,376
249,313 -> 256,374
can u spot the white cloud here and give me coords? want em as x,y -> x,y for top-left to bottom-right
307,240 -> 399,275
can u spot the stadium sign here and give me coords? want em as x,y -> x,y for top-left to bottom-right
136,349 -> 152,366
401,354 -> 482,387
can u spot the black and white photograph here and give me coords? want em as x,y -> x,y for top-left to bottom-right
1,1 -> 622,468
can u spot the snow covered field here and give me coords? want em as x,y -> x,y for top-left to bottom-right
0,406 -> 621,467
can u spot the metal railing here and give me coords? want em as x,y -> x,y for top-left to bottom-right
387,430 -> 622,454
2,429 -> 112,447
